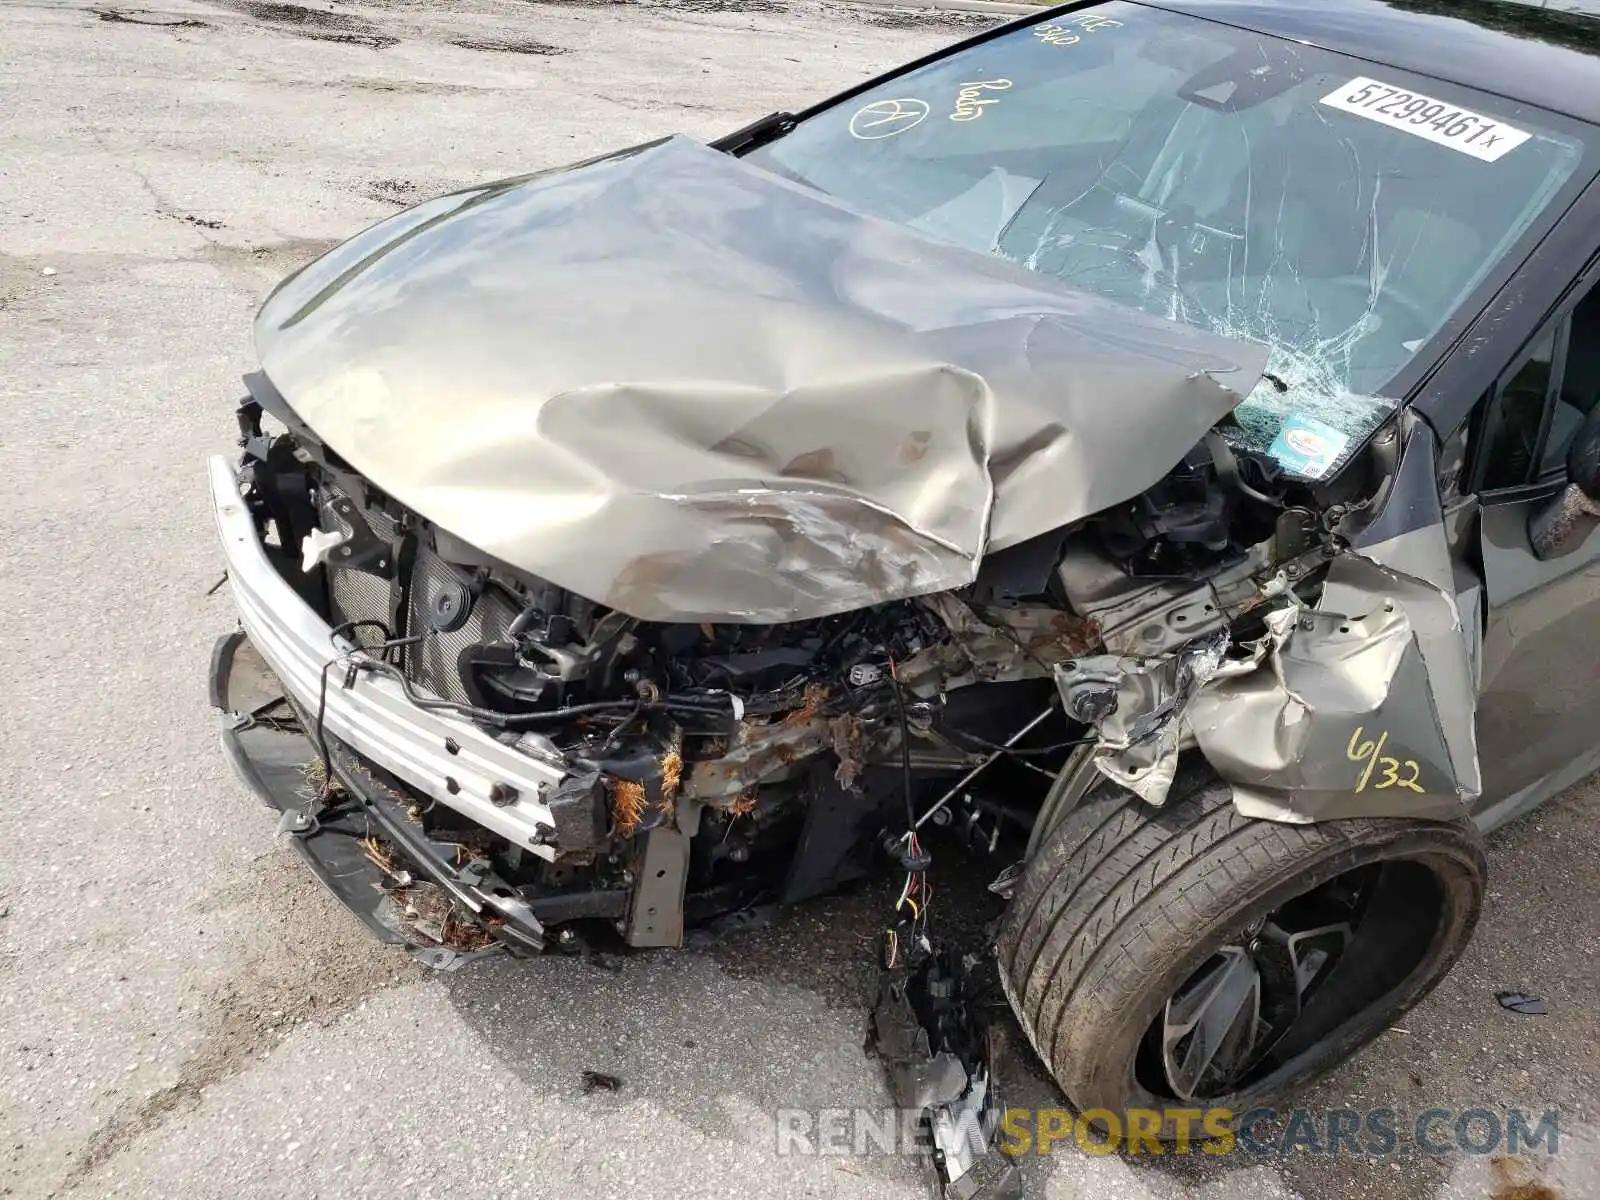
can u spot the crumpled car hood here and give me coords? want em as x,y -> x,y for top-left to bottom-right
255,135 -> 1267,623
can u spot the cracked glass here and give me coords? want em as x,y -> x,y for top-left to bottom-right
750,2 -> 1587,477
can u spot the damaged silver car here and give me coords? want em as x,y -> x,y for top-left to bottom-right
209,0 -> 1600,1184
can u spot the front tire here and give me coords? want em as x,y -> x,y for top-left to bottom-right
996,764 -> 1486,1127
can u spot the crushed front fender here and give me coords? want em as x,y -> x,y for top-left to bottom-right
1057,417 -> 1482,822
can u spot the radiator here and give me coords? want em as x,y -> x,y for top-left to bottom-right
321,491 -> 518,706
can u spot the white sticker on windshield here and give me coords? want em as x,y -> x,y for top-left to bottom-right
1319,77 -> 1531,162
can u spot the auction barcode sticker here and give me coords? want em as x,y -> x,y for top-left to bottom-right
1319,77 -> 1532,162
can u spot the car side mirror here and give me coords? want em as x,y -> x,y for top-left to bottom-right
1529,406 -> 1600,559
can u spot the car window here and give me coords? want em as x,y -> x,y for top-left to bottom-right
1475,278 -> 1600,490
1478,328 -> 1558,491
1541,286 -> 1600,475
750,2 -> 1590,482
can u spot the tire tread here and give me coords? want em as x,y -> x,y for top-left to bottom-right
994,765 -> 1486,1111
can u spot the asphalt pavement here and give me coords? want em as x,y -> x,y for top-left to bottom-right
1,0 -> 1596,1196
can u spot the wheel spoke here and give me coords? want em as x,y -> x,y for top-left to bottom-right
1161,947 -> 1262,1100
1241,919 -> 1354,1070
1286,922 -> 1354,998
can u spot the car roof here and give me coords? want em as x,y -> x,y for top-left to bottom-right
1135,0 -> 1600,126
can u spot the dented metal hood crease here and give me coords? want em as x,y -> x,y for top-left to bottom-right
253,136 -> 1267,623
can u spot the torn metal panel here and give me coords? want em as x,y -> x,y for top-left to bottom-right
1313,553 -> 1481,808
1054,633 -> 1233,804
254,135 -> 1265,624
1186,600 -> 1465,822
1321,418 -> 1481,807
1054,532 -> 1319,657
1072,554 -> 1480,820
1192,421 -> 1478,819
1058,420 -> 1481,821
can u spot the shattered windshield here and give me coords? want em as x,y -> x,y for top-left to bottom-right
749,1 -> 1588,478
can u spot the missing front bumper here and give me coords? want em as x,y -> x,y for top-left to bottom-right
212,627 -> 552,964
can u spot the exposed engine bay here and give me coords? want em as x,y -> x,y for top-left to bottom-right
213,121 -> 1483,988
223,389 -> 1408,959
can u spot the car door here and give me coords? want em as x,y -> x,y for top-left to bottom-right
1468,279 -> 1600,822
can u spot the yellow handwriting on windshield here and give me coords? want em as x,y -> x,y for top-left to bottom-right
1034,25 -> 1079,45
1034,13 -> 1123,45
950,79 -> 1012,123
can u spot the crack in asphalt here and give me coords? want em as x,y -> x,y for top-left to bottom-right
58,882 -> 418,1193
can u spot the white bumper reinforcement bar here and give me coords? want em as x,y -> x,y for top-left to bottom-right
207,455 -> 565,858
